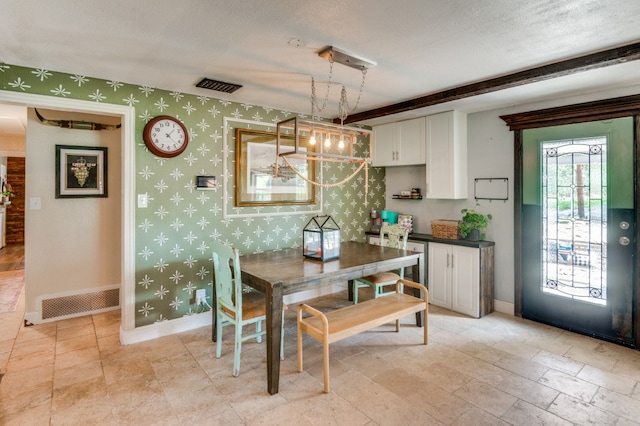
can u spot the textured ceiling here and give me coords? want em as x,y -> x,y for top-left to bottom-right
2,0 -> 640,125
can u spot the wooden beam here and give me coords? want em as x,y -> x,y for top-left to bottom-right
342,41 -> 640,124
500,93 -> 640,130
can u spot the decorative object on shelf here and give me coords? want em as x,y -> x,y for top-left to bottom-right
303,215 -> 340,261
431,220 -> 460,240
398,214 -> 413,233
369,209 -> 382,233
458,206 -> 493,241
55,145 -> 107,198
411,188 -> 421,199
34,108 -> 121,131
235,128 -> 316,206
275,46 -> 375,203
143,115 -> 189,158
380,209 -> 398,225
196,175 -> 217,190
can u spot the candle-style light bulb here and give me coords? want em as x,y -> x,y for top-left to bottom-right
309,132 -> 316,145
324,135 -> 331,147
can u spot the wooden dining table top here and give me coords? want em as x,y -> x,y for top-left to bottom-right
238,240 -> 423,294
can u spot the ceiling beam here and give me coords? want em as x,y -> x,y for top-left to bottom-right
341,41 -> 640,124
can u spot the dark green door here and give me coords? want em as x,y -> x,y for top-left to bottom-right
522,117 -> 635,347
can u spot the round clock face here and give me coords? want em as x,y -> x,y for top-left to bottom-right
143,116 -> 189,158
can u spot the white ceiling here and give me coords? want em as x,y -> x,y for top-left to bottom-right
2,0 -> 640,127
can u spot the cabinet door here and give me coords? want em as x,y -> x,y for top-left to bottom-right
451,245 -> 480,318
396,117 -> 425,166
425,111 -> 467,199
372,122 -> 397,167
427,242 -> 451,308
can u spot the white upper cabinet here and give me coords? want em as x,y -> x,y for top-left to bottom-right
372,117 -> 425,167
425,111 -> 467,199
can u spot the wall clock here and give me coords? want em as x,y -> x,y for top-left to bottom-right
143,115 -> 189,158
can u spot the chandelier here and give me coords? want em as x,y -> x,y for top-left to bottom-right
276,46 -> 375,198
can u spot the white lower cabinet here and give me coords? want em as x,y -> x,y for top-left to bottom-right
428,242 -> 479,318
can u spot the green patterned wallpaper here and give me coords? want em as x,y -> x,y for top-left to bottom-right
0,63 -> 385,327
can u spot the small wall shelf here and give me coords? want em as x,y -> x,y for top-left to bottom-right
392,195 -> 423,200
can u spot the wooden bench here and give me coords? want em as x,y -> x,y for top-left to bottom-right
297,279 -> 428,393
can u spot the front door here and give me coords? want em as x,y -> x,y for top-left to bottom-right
521,117 -> 636,347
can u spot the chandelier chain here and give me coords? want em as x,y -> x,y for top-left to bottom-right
338,68 -> 367,123
310,55 -> 334,117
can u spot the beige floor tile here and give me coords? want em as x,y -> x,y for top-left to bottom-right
55,323 -> 95,341
0,402 -> 52,426
10,335 -> 56,358
498,374 -> 559,409
452,405 -> 512,426
592,387 -> 640,422
565,343 -> 619,371
548,392 -> 619,425
538,369 -> 599,402
493,353 -> 550,381
53,359 -> 103,390
0,380 -> 52,418
0,364 -> 53,393
501,399 -> 573,425
531,349 -> 585,376
453,377 -> 518,417
54,346 -> 100,370
55,332 -> 97,354
6,347 -> 54,373
577,364 -> 637,395
50,375 -> 107,414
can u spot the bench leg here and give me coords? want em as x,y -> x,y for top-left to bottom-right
297,313 -> 303,373
423,307 -> 428,345
323,337 -> 330,393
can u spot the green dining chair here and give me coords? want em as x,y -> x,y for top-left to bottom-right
212,240 -> 286,377
352,224 -> 409,304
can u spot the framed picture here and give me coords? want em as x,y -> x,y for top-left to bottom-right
55,145 -> 108,198
235,128 -> 315,207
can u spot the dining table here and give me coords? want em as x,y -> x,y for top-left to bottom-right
211,240 -> 424,395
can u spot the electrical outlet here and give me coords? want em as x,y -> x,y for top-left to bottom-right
195,289 -> 206,305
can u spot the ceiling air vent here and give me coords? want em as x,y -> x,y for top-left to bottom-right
195,78 -> 242,93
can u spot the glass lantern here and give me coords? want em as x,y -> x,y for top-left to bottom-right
303,215 -> 341,261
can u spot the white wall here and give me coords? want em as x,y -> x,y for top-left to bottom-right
385,84 -> 640,309
24,108 -> 122,314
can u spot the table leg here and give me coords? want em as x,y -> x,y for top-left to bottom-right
347,279 -> 354,301
265,282 -> 284,395
413,253 -> 425,327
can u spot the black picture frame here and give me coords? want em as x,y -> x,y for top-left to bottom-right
55,145 -> 108,198
196,175 -> 217,190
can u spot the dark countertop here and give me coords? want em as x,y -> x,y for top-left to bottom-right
365,230 -> 495,248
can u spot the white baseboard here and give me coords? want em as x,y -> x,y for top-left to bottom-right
494,299 -> 515,316
120,311 -> 212,345
120,283 -> 348,345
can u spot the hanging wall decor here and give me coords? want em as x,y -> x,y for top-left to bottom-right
55,145 -> 108,198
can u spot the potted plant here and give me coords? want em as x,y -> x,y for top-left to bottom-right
1,191 -> 12,203
458,207 -> 492,241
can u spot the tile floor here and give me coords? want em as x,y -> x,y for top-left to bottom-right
1,285 -> 640,425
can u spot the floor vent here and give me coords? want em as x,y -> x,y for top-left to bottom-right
41,288 -> 119,320
195,78 -> 243,93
